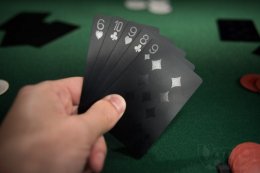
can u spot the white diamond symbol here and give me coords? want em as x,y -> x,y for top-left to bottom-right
160,91 -> 169,103
144,54 -> 150,60
151,59 -> 162,70
171,77 -> 181,88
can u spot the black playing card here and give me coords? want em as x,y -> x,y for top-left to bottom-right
217,19 -> 260,42
100,38 -> 202,157
78,15 -> 112,114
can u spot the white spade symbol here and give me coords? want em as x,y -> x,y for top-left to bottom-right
125,36 -> 132,45
96,30 -> 103,40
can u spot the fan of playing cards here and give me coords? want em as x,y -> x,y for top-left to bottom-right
78,15 -> 202,157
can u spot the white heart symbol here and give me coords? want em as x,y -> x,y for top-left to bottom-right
96,30 -> 103,40
125,36 -> 132,45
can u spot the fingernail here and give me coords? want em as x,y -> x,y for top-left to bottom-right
104,94 -> 126,115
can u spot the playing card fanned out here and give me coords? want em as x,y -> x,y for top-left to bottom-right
78,15 -> 202,158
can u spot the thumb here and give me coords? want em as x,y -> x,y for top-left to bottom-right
79,94 -> 126,140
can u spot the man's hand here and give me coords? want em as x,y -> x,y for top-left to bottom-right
0,77 -> 126,173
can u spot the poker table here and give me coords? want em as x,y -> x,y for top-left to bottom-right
0,0 -> 260,172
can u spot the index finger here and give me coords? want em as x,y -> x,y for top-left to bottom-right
52,77 -> 83,106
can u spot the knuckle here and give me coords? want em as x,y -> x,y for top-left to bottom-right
16,81 -> 56,107
18,85 -> 35,97
39,81 -> 54,90
18,80 -> 53,97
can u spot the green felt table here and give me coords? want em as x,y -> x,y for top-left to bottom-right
0,0 -> 260,172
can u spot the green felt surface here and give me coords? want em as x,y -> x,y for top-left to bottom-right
0,0 -> 260,172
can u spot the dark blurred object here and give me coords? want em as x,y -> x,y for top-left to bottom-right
217,19 -> 260,42
216,163 -> 231,173
253,45 -> 260,56
0,12 -> 79,47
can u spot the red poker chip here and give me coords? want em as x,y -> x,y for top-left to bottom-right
232,145 -> 260,172
229,142 -> 258,168
240,74 -> 260,93
229,142 -> 260,173
243,160 -> 260,173
234,155 -> 260,173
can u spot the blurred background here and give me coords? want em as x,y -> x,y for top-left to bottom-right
0,0 -> 260,172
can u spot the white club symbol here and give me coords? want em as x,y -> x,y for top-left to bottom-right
110,32 -> 118,41
134,44 -> 142,52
